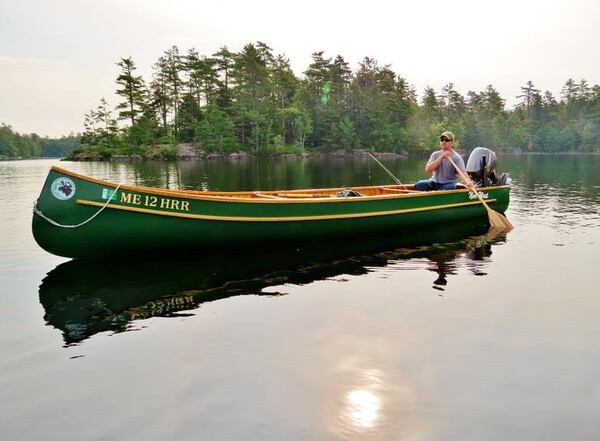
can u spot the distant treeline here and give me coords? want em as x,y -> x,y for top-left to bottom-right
0,124 -> 80,159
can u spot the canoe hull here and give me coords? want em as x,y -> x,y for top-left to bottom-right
32,166 -> 511,258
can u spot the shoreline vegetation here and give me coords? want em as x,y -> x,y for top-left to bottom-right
3,147 -> 598,162
0,125 -> 79,160
3,149 -> 598,163
3,41 -> 600,161
63,144 -> 600,162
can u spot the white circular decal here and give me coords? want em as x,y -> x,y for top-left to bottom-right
50,177 -> 76,200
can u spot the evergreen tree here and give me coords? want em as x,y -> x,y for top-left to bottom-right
561,78 -> 578,102
155,46 -> 185,138
115,57 -> 146,126
149,76 -> 171,135
517,81 -> 541,112
213,46 -> 235,108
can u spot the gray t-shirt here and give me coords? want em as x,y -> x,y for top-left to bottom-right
427,150 -> 466,183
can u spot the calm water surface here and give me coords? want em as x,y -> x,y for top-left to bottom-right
1,155 -> 599,440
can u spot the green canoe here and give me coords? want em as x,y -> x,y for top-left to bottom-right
32,165 -> 510,258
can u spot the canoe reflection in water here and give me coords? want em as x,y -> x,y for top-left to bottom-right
39,222 -> 503,345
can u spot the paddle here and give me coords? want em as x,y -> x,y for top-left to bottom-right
447,157 -> 513,231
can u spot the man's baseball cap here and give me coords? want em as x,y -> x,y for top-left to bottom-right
440,131 -> 454,141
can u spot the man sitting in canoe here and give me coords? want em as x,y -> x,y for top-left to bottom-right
414,131 -> 467,191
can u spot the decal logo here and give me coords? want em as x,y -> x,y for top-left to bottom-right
102,188 -> 118,201
50,177 -> 76,200
469,191 -> 489,200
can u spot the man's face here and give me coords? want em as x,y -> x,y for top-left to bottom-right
440,137 -> 453,151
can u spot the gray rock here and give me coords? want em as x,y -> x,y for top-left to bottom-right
109,154 -> 129,161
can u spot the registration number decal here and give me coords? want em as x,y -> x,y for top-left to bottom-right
119,191 -> 190,212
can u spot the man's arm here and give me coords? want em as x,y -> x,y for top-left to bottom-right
425,151 -> 450,173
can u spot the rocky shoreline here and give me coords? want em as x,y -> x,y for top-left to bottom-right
66,145 -> 412,162
175,149 -> 411,161
64,144 -> 598,163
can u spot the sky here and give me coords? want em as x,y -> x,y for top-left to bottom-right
1,0 -> 599,137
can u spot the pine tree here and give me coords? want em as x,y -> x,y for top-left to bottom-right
155,46 -> 185,138
517,81 -> 541,110
149,76 -> 171,134
561,78 -> 577,102
95,98 -> 119,146
115,57 -> 146,126
303,52 -> 332,95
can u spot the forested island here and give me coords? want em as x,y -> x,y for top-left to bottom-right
3,41 -> 600,161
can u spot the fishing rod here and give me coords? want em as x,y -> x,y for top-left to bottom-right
367,153 -> 408,190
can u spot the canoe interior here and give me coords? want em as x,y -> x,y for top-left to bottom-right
48,165 -> 475,201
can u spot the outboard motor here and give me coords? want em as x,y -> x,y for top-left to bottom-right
466,147 -> 509,187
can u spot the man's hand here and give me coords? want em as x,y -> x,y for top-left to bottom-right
426,150 -> 452,173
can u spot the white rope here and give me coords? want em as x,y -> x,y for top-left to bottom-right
33,184 -> 121,229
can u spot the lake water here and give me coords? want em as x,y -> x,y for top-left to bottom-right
1,155 -> 599,440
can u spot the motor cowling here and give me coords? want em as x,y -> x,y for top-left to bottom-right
466,147 -> 509,186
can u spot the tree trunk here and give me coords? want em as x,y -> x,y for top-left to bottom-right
128,66 -> 135,126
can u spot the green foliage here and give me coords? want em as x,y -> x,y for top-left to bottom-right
74,44 -> 600,156
157,145 -> 178,159
333,116 -> 358,149
0,125 -> 19,158
39,135 -> 80,157
582,118 -> 600,151
97,147 -> 113,159
0,124 -> 75,159
194,105 -> 238,152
